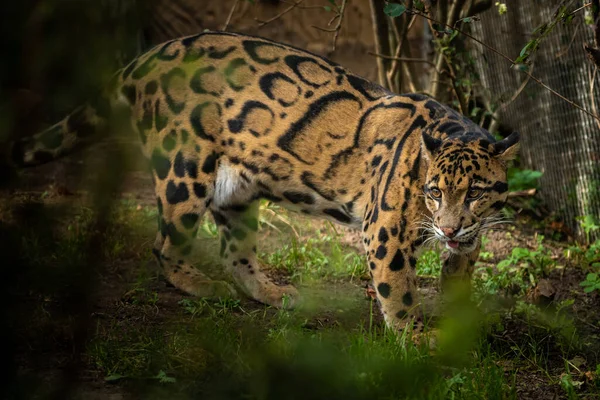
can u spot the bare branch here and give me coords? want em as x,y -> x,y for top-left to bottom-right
387,1 -> 418,92
369,0 -> 390,88
556,21 -> 581,58
588,65 -> 600,130
497,63 -> 534,114
222,0 -> 240,31
369,53 -> 441,71
311,0 -> 348,52
278,0 -> 326,9
442,53 -> 468,114
255,0 -> 305,28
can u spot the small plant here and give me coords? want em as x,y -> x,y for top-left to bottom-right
507,167 -> 543,191
578,215 -> 600,244
262,229 -> 366,283
105,370 -> 176,384
214,298 -> 242,315
580,273 -> 600,293
179,298 -> 209,317
475,235 -> 554,298
416,250 -> 442,276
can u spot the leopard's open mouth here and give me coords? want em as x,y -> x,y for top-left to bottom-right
443,236 -> 477,253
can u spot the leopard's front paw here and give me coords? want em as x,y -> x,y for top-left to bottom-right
261,283 -> 300,309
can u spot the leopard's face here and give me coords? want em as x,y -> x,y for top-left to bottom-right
421,132 -> 520,255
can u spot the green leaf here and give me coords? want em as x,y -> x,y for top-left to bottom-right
587,273 -> 598,281
584,286 -> 596,293
384,3 -> 407,18
470,106 -> 482,117
105,374 -> 125,382
155,370 -> 176,384
323,5 -> 332,11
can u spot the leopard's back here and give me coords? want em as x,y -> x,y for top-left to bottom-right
122,31 -> 416,225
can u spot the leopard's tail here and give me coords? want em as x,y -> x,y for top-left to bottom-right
9,76 -> 128,168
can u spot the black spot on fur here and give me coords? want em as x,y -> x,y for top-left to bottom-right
402,292 -> 413,306
409,257 -> 417,269
202,152 -> 219,173
166,223 -> 187,246
283,191 -> 315,204
151,150 -> 171,180
375,245 -> 387,260
371,155 -> 382,167
173,152 -> 186,177
212,211 -> 228,226
323,208 -> 351,224
166,181 -> 189,204
193,183 -> 207,198
389,250 -> 405,271
377,283 -> 391,298
181,213 -> 199,229
121,85 -> 137,104
378,228 -> 389,243
145,81 -> 158,95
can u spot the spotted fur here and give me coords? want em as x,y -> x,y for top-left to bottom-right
11,31 -> 519,329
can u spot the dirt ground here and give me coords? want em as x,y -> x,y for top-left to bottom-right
2,142 -> 600,399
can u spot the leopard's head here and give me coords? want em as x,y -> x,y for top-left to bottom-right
421,131 -> 520,254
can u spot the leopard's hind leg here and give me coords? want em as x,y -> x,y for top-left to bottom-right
211,200 -> 299,309
152,175 -> 237,300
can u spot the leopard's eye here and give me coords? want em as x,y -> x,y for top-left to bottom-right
467,188 -> 482,199
429,188 -> 442,199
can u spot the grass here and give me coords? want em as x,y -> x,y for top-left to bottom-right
7,197 -> 600,399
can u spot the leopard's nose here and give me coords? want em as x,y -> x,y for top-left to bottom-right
440,227 -> 458,238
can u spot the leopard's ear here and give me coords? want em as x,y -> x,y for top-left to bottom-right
492,132 -> 520,162
421,132 -> 442,161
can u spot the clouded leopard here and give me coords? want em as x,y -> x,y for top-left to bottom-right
10,31 -> 519,330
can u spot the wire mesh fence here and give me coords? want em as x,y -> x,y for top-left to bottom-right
472,0 -> 600,241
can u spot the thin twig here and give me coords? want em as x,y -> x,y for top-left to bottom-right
409,9 -> 600,122
387,16 -> 403,90
443,53 -> 468,114
588,65 -> 600,130
312,0 -> 347,52
388,3 -> 417,92
255,0 -> 305,28
497,63 -> 534,114
278,0 -> 325,9
369,0 -> 390,88
368,52 -> 442,72
222,0 -> 240,31
555,21 -> 581,58
569,1 -> 593,16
